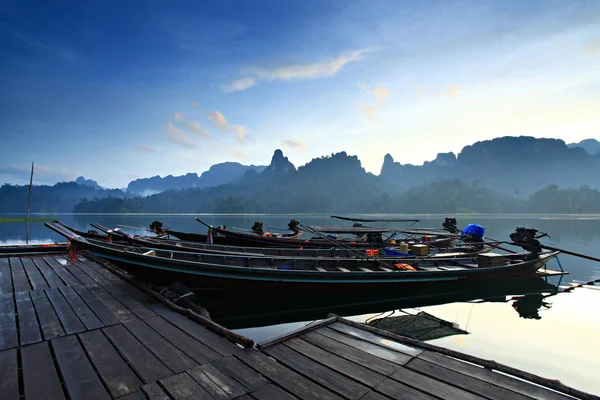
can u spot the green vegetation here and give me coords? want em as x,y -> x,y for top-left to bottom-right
0,218 -> 54,223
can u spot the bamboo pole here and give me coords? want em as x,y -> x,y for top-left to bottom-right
25,162 -> 34,221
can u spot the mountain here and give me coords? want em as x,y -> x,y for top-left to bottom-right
261,149 -> 296,175
126,163 -> 266,195
568,139 -> 600,155
74,176 -> 101,189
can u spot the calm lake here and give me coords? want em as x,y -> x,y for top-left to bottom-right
2,214 -> 599,394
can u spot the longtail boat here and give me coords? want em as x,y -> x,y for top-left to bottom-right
46,221 -> 560,293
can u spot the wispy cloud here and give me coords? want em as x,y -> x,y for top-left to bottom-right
232,149 -> 246,161
361,105 -> 377,120
0,163 -> 76,184
164,122 -> 196,148
583,40 -> 600,54
448,84 -> 462,99
174,112 -> 185,121
138,145 -> 156,153
207,111 -> 246,141
223,48 -> 374,92
358,82 -> 371,91
10,29 -> 82,63
187,121 -> 211,138
372,85 -> 391,104
282,140 -> 307,151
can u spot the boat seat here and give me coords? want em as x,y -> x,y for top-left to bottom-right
378,267 -> 393,272
315,267 -> 327,272
359,267 -> 374,272
337,267 -> 351,272
143,250 -> 157,256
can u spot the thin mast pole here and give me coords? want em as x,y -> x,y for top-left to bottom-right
26,162 -> 34,221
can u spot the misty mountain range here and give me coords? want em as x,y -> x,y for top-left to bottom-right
1,136 -> 599,214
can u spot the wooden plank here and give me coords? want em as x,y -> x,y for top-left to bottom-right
87,284 -> 137,323
356,392 -> 391,400
284,337 -> 387,387
65,258 -> 112,285
236,350 -> 343,400
15,291 -> 42,345
81,258 -> 121,281
32,257 -> 65,287
45,287 -> 85,334
317,327 -> 414,365
72,284 -> 120,326
125,319 -> 198,373
151,307 -> 241,356
30,289 -> 65,339
390,365 -> 485,400
187,364 -> 248,399
328,322 -> 424,356
301,331 -> 401,376
259,317 -> 337,348
211,356 -> 269,392
264,343 -> 370,400
118,392 -> 147,400
63,261 -> 96,285
159,372 -> 214,400
52,335 -> 111,400
145,315 -> 221,364
0,293 -> 18,350
79,329 -> 144,398
251,384 -> 298,400
59,286 -> 103,330
0,258 -> 13,295
42,256 -> 81,286
0,349 -> 19,400
406,357 -> 531,400
374,378 -> 436,400
21,341 -> 66,400
21,257 -> 49,289
102,282 -> 156,320
141,382 -> 171,400
103,324 -> 172,383
9,257 -> 31,292
418,351 -> 573,400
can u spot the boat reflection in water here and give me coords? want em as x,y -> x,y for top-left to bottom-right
196,275 -> 562,332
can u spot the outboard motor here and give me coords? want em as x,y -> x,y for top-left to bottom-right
443,217 -> 459,234
251,221 -> 264,235
149,220 -> 165,235
509,227 -> 548,257
352,222 -> 365,239
288,219 -> 300,234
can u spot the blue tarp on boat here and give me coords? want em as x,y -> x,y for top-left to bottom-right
461,224 -> 485,239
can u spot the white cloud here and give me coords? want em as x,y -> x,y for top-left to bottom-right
164,122 -> 196,148
358,82 -> 371,90
372,85 -> 391,104
223,48 -> 373,92
361,105 -> 377,120
222,77 -> 257,92
187,121 -> 211,138
448,84 -> 462,99
282,140 -> 307,151
174,112 -> 185,121
207,111 -> 246,141
138,145 -> 156,153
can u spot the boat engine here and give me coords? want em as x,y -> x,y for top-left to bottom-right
288,219 -> 300,234
251,221 -> 264,235
442,217 -> 459,234
509,227 -> 548,257
149,220 -> 165,235
352,222 -> 366,239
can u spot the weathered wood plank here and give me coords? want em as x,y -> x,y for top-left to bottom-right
42,256 -> 82,286
87,284 -> 137,323
9,257 -> 31,292
0,258 -> 13,295
141,382 -> 171,400
103,324 -> 172,383
21,341 -> 66,400
211,356 -> 269,392
81,257 -> 121,281
66,259 -> 112,285
32,257 -> 65,287
159,372 -> 214,400
59,286 -> 103,330
356,391 -> 391,400
417,351 -> 574,400
151,307 -> 241,356
145,315 -> 221,364
236,350 -> 343,400
125,318 -> 198,373
328,322 -> 424,357
63,260 -> 96,285
0,349 -> 19,400
318,327 -> 414,365
265,343 -> 370,400
251,384 -> 298,400
373,378 -> 436,400
21,257 -> 49,289
0,293 -> 18,350
118,391 -> 147,400
391,366 -> 485,400
15,291 -> 42,345
72,284 -> 121,326
79,329 -> 144,398
45,287 -> 86,334
102,282 -> 156,320
284,337 -> 387,387
187,364 -> 248,400
30,289 -> 65,339
301,331 -> 401,376
52,335 -> 111,400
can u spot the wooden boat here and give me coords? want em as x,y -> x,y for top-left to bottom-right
46,221 -> 560,293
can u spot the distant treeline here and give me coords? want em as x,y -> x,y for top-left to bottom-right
71,180 -> 600,214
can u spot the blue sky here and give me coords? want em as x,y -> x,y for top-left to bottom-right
1,0 -> 599,188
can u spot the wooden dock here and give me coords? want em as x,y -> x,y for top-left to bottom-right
0,252 -> 596,400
